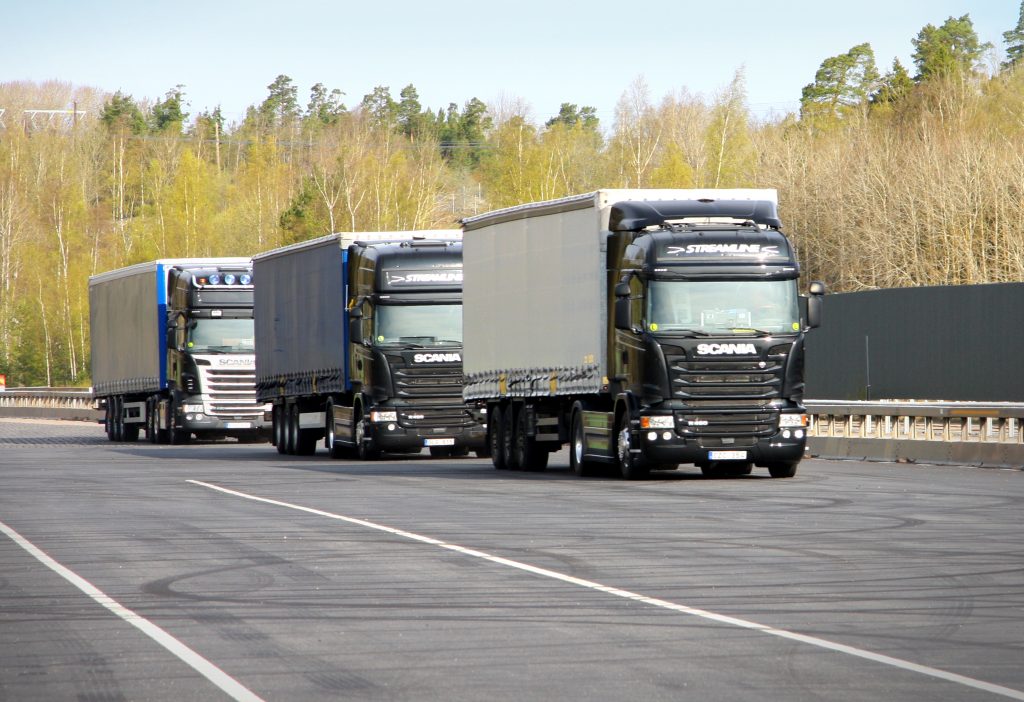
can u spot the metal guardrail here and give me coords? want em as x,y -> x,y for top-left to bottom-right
805,400 -> 1024,468
0,387 -> 100,421
1,390 -> 1021,468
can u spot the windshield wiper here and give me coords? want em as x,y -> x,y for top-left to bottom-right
653,328 -> 714,337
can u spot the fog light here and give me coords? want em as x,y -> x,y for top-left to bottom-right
647,431 -> 658,441
387,423 -> 396,431
795,429 -> 804,439
185,413 -> 194,421
782,429 -> 791,439
662,431 -> 672,440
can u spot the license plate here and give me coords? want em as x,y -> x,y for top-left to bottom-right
225,422 -> 253,429
709,450 -> 748,461
424,438 -> 455,447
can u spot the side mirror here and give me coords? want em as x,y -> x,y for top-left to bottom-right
807,280 -> 825,329
613,282 -> 633,331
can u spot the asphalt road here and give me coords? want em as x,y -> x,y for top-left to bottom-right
1,418 -> 1022,702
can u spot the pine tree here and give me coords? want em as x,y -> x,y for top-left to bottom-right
1003,0 -> 1024,69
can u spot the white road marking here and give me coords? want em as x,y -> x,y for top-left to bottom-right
190,479 -> 1024,701
0,519 -> 265,702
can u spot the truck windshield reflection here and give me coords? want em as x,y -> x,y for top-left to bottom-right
647,280 -> 799,335
374,304 -> 463,346
188,318 -> 256,352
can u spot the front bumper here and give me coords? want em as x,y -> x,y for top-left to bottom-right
367,419 -> 487,452
639,429 -> 806,465
182,412 -> 268,435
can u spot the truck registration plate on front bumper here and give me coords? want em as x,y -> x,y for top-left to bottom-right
225,422 -> 253,429
424,438 -> 455,447
709,450 -> 748,461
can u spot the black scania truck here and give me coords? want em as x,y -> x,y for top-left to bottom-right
254,231 -> 486,458
462,189 -> 823,478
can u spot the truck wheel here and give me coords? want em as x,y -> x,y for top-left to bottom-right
169,403 -> 191,445
502,404 -> 520,470
488,405 -> 507,470
104,400 -> 115,441
355,411 -> 381,460
284,404 -> 300,454
325,400 -> 348,459
294,407 -> 318,456
616,412 -> 649,480
273,405 -> 287,454
767,462 -> 798,478
514,408 -> 548,471
570,408 -> 599,477
111,396 -> 124,441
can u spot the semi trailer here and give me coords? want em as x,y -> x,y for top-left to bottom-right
89,259 -> 267,443
253,231 -> 487,458
461,189 -> 824,478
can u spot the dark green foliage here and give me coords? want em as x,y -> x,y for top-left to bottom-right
150,86 -> 188,133
278,177 -> 328,245
912,15 -> 992,81
872,59 -> 914,105
306,83 -> 346,126
100,91 -> 148,135
256,75 -> 300,130
1004,1 -> 1024,69
438,97 -> 491,168
545,103 -> 599,131
361,86 -> 398,131
800,43 -> 879,120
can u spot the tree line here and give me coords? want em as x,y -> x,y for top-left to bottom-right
1,6 -> 1023,386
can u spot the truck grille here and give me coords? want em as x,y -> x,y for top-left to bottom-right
198,367 -> 263,418
397,404 -> 478,429
393,366 -> 464,400
665,347 -> 788,439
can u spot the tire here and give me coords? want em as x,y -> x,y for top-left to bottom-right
502,404 -> 520,470
701,461 -> 753,478
325,400 -> 347,459
274,405 -> 287,454
488,405 -> 507,470
169,401 -> 191,445
292,404 -> 317,456
284,404 -> 299,455
569,408 -> 599,477
768,462 -> 798,478
513,407 -> 548,471
616,411 -> 649,480
111,396 -> 124,442
104,400 -> 115,441
355,407 -> 381,460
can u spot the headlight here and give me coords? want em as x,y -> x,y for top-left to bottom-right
183,404 -> 204,413
640,416 -> 674,429
370,410 -> 398,422
779,414 -> 808,428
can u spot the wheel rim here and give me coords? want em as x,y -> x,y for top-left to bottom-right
355,417 -> 365,448
573,416 -> 584,465
617,421 -> 631,468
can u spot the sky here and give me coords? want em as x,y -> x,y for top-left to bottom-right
2,0 -> 1018,128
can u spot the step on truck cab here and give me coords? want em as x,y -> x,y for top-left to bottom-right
461,189 -> 824,478
90,259 -> 268,443
254,231 -> 487,458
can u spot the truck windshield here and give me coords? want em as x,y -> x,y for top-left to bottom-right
188,318 -> 255,353
374,304 -> 462,346
647,280 -> 800,335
